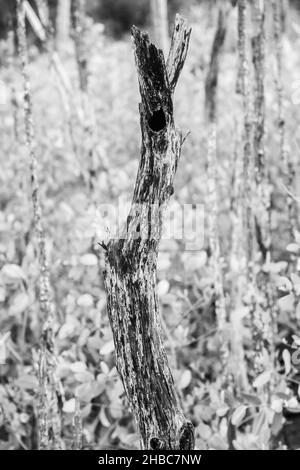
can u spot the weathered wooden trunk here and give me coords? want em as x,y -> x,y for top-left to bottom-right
103,16 -> 194,450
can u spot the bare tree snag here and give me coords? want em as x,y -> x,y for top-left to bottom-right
72,0 -> 88,93
236,0 -> 246,95
251,0 -> 275,384
17,0 -> 62,450
272,0 -> 298,240
72,393 -> 83,450
205,4 -> 228,124
71,0 -> 98,201
237,0 -> 254,281
236,0 -> 265,384
229,125 -> 250,394
151,0 -> 169,57
251,0 -> 271,259
103,16 -> 193,450
204,4 -> 229,381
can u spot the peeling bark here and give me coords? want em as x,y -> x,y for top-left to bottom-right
103,16 -> 193,450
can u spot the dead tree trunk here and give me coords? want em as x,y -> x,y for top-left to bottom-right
251,0 -> 270,259
204,4 -> 229,380
17,0 -> 62,449
251,0 -> 275,385
103,16 -> 193,450
237,0 -> 254,281
272,0 -> 298,240
205,4 -> 228,124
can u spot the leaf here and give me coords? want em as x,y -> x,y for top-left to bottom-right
182,251 -> 207,271
271,412 -> 284,437
63,398 -> 76,413
15,374 -> 38,391
81,403 -> 92,418
295,230 -> 300,245
231,405 -> 247,427
77,381 -> 104,402
80,253 -> 98,267
216,406 -> 229,417
100,361 -> 110,375
100,406 -> 110,427
266,261 -> 288,274
0,284 -> 5,302
157,280 -> 169,297
70,361 -> 87,373
253,370 -> 272,389
0,332 -> 10,346
2,264 -> 25,283
241,393 -> 261,406
157,252 -> 171,271
197,421 -> 211,440
282,349 -> 292,375
209,434 -> 228,450
178,369 -> 192,390
291,273 -> 300,287
19,413 -> 30,424
292,335 -> 300,346
291,273 -> 300,296
271,398 -> 283,414
74,370 -> 94,383
278,293 -> 294,312
9,293 -> 29,316
77,293 -> 93,308
100,340 -> 115,356
286,243 -> 300,253
223,390 -> 235,407
276,276 -> 292,292
252,410 -> 266,435
296,302 -> 300,321
285,397 -> 300,412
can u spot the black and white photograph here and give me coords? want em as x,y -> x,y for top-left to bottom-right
0,0 -> 300,455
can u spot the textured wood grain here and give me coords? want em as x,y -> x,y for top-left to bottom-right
103,16 -> 193,450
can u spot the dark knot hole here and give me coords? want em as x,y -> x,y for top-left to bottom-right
149,437 -> 165,450
148,108 -> 167,132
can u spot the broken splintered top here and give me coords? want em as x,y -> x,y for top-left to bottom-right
131,14 -> 191,92
131,15 -> 191,123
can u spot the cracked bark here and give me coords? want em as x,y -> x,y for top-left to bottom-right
103,15 -> 194,450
